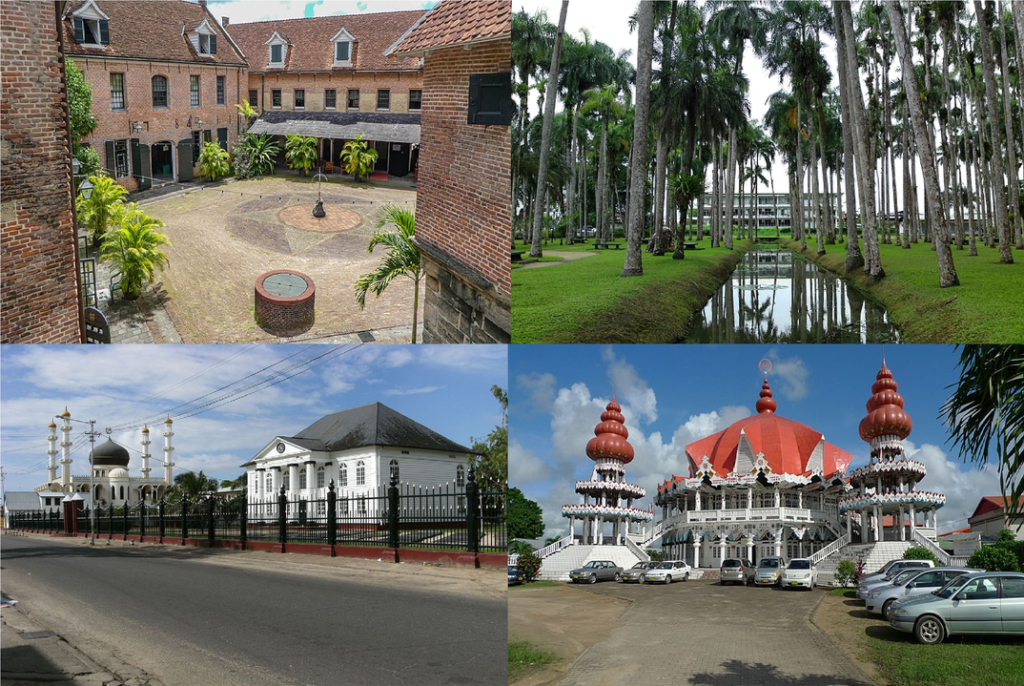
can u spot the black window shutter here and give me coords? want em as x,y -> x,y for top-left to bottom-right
73,18 -> 85,43
104,140 -> 116,176
217,127 -> 228,150
99,20 -> 110,45
204,129 -> 212,143
467,73 -> 511,126
210,34 -> 217,54
131,138 -> 141,179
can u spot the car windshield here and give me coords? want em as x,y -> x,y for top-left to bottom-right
788,560 -> 810,570
582,562 -> 599,568
631,563 -> 647,569
934,575 -> 970,599
722,560 -> 741,568
759,559 -> 779,569
657,562 -> 674,569
892,570 -> 918,585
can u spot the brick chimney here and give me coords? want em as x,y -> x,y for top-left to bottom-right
222,17 -> 230,27
198,0 -> 206,7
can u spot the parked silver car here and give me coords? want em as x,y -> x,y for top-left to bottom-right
889,571 -> 1024,644
755,556 -> 786,586
781,558 -> 818,590
857,560 -> 935,599
644,560 -> 691,584
866,567 -> 985,619
569,560 -> 622,584
720,558 -> 755,585
620,560 -> 661,583
858,568 -> 926,599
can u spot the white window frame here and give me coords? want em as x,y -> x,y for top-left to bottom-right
339,463 -> 348,487
72,0 -> 109,48
265,32 -> 287,68
329,27 -> 354,67
356,460 -> 365,486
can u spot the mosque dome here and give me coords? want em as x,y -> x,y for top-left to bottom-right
90,439 -> 130,467
585,398 -> 635,464
108,467 -> 130,479
859,363 -> 913,442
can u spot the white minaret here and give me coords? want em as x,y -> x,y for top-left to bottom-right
140,426 -> 152,479
47,421 -> 58,483
162,417 -> 175,485
59,409 -> 73,489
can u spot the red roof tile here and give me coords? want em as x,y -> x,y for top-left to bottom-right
63,1 -> 246,65
970,495 -> 1024,519
227,11 -> 425,73
390,0 -> 510,56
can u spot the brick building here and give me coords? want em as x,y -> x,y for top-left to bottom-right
226,10 -> 425,177
1,1 -> 83,343
390,0 -> 511,343
62,0 -> 247,191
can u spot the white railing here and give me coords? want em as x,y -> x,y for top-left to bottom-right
675,506 -> 830,524
810,533 -> 850,565
913,529 -> 952,566
536,534 -> 575,559
508,554 -> 518,567
625,536 -> 650,562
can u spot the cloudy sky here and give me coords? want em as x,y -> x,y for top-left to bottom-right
1,344 -> 506,493
509,344 -> 1004,542
207,0 -> 437,24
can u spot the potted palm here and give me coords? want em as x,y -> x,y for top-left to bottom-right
341,134 -> 379,182
100,203 -> 172,300
76,174 -> 127,246
354,205 -> 421,343
284,134 -> 318,177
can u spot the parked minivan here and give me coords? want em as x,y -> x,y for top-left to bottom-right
755,556 -> 786,586
720,558 -> 755,585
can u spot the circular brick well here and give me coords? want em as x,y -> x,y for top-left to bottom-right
254,270 -> 316,335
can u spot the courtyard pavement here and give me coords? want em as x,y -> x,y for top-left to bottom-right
519,580 -> 875,686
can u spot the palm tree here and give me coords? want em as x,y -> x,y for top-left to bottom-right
354,205 -> 422,344
239,133 -> 280,176
621,0 -> 655,277
668,171 -> 706,259
76,174 -> 127,245
832,1 -> 863,271
197,141 -> 230,182
285,134 -> 318,176
341,134 -> 379,182
581,84 -> 626,245
100,203 -> 171,300
235,99 -> 258,130
171,470 -> 219,501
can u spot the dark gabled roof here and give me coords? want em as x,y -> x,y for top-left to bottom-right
228,10 -> 425,73
248,110 -> 422,144
389,0 -> 510,57
286,402 -> 474,454
62,1 -> 246,65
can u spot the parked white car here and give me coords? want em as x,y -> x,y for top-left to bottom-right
644,560 -> 691,584
781,558 -> 818,590
866,567 -> 985,619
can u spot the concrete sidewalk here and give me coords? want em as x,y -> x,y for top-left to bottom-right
1,602 -> 159,686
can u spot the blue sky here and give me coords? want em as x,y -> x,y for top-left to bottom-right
1,344 -> 506,494
509,345 -> 1003,540
206,0 -> 437,24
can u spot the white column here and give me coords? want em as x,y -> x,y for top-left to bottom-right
746,539 -> 753,561
874,505 -> 881,542
721,492 -> 726,510
695,491 -> 702,511
60,411 -> 73,488
774,487 -> 780,508
47,422 -> 58,483
797,489 -> 803,509
140,426 -> 152,479
162,418 -> 175,485
692,539 -> 701,568
862,508 -> 870,543
909,503 -> 916,539
846,511 -> 852,538
305,461 -> 315,491
898,506 -> 905,541
747,488 -> 753,510
289,463 -> 299,497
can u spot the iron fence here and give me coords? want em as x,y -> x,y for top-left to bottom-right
6,471 -> 506,554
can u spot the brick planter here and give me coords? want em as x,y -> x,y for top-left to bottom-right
254,269 -> 315,335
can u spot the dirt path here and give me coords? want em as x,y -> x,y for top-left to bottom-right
516,251 -> 597,269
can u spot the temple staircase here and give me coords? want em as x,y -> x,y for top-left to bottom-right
814,540 -> 914,586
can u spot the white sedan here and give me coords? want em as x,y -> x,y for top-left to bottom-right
644,560 -> 691,584
781,558 -> 817,590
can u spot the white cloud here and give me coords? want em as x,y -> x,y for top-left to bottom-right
509,439 -> 553,485
516,372 -> 557,413
601,346 -> 657,423
767,348 -> 809,400
382,386 -> 442,396
903,440 -> 1003,533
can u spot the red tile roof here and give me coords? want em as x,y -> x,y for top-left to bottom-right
62,1 -> 245,65
970,495 -> 1024,519
938,526 -> 971,537
389,0 -> 510,56
227,11 -> 425,73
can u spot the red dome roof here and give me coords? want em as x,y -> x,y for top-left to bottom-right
859,363 -> 913,442
586,398 -> 635,464
685,381 -> 852,477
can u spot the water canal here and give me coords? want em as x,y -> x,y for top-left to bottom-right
684,244 -> 900,343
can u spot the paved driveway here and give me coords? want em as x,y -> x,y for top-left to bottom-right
556,580 -> 874,686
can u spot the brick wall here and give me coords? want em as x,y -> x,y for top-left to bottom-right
414,39 -> 510,344
0,1 -> 82,343
248,70 -> 422,114
75,57 -> 247,191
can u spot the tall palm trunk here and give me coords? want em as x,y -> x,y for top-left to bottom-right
795,100 -> 807,251
724,127 -> 738,250
651,136 -> 668,254
529,1 -> 568,258
622,0 -> 655,277
887,2 -> 959,286
998,0 -> 1023,249
834,1 -> 863,270
711,143 -> 721,248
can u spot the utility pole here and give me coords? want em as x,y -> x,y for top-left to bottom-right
84,420 -> 103,546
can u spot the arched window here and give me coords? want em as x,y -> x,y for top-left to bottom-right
389,459 -> 399,481
356,461 -> 366,486
317,466 -> 325,488
119,485 -> 125,500
456,465 -> 465,488
152,75 -> 168,107
339,463 -> 348,487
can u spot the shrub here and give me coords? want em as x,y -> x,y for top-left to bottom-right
967,545 -> 1021,572
341,133 -> 378,181
100,203 -> 171,299
835,560 -> 856,587
516,550 -> 541,582
854,556 -> 866,581
76,174 -> 127,244
284,134 -> 318,176
197,142 -> 230,182
236,133 -> 279,176
902,547 -> 938,565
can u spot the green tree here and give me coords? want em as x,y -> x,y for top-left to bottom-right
76,174 -> 127,244
238,133 -> 280,176
341,134 -> 378,181
284,134 -> 318,176
197,141 -> 230,182
902,547 -> 938,565
835,559 -> 856,587
997,528 -> 1017,545
220,474 -> 248,490
100,203 -> 171,299
66,58 -> 96,146
509,487 -> 544,540
470,385 -> 508,492
967,545 -> 1020,572
169,470 -> 220,502
235,99 -> 258,130
354,205 -> 422,343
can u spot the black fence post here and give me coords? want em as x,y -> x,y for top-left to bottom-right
387,475 -> 400,550
466,466 -> 480,554
182,496 -> 190,540
327,480 -> 337,546
140,494 -> 147,538
278,486 -> 287,545
158,497 -> 166,539
240,490 -> 248,545
207,495 -> 216,543
107,503 -> 113,536
122,503 -> 129,539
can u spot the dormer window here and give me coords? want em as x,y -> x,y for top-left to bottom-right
330,27 -> 355,67
265,31 -> 288,68
271,45 -> 282,63
71,0 -> 110,47
191,19 -> 218,56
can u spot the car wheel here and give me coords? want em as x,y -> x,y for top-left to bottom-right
684,573 -> 689,582
721,579 -> 726,585
639,574 -> 646,584
589,573 -> 597,584
914,616 -> 945,645
665,575 -> 672,584
882,599 -> 895,620
614,572 -> 622,582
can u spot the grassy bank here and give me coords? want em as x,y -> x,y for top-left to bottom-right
511,238 -> 750,343
788,238 -> 1024,342
508,640 -> 558,681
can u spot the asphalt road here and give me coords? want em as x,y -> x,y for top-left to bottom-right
0,535 -> 505,686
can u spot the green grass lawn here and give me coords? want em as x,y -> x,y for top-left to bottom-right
508,640 -> 558,682
511,237 -> 749,343
791,238 -> 1024,342
863,628 -> 1024,686
509,579 -> 562,589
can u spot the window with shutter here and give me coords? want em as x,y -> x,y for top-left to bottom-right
210,34 -> 217,54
